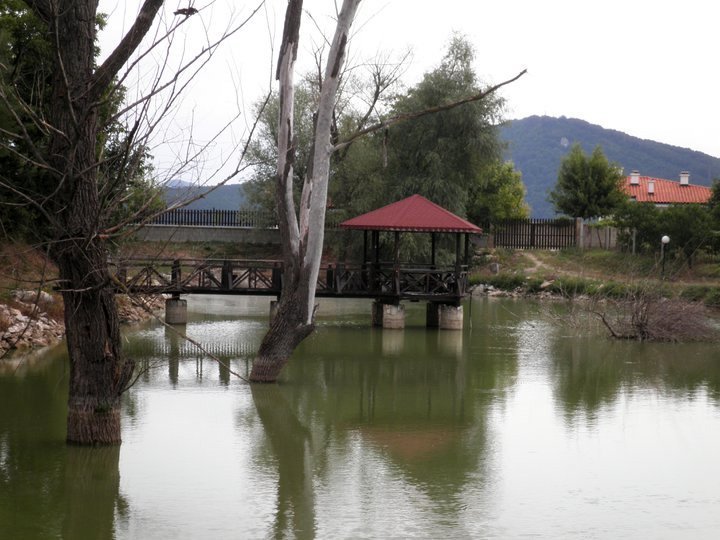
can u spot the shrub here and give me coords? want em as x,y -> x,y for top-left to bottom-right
596,295 -> 717,342
680,285 -> 711,303
549,276 -> 599,297
599,281 -> 631,299
704,288 -> 720,308
485,273 -> 527,291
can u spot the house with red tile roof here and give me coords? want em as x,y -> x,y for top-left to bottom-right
623,170 -> 711,206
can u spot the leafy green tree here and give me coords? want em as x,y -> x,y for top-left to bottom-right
615,201 -> 715,267
662,204 -> 714,268
0,2 -> 159,241
467,161 -> 530,223
244,34 -> 525,226
380,35 -> 505,217
614,200 -> 663,253
0,1 -> 53,238
549,144 -> 625,219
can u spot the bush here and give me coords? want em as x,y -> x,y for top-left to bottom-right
680,285 -> 712,303
597,281 -> 630,299
484,273 -> 527,291
704,288 -> 720,308
549,276 -> 599,297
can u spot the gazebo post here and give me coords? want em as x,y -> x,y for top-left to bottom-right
464,233 -> 470,266
373,230 -> 380,265
393,231 -> 400,295
363,230 -> 368,263
454,232 -> 461,283
431,233 -> 436,268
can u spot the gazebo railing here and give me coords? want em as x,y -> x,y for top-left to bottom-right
322,263 -> 467,297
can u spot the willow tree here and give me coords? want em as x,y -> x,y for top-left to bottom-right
2,0 -> 164,446
250,0 -> 526,382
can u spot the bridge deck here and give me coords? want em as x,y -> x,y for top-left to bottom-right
112,258 -> 468,304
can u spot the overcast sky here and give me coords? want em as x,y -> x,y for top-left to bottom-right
98,0 -> 719,182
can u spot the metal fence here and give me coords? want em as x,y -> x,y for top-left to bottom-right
147,209 -> 276,228
145,208 -> 346,229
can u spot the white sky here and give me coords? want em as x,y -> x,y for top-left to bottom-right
98,0 -> 720,183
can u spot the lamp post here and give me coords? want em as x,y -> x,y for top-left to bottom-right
661,235 -> 670,279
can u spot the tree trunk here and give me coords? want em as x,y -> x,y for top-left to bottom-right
57,245 -> 133,444
31,0 -> 163,444
250,0 -> 360,383
250,294 -> 314,382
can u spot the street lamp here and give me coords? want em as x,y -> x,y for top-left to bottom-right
661,235 -> 670,279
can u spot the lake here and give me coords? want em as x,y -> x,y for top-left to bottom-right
1,295 -> 720,539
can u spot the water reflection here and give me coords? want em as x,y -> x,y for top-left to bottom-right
0,348 -> 122,540
251,384 -> 317,539
550,334 -> 720,421
2,297 -> 720,538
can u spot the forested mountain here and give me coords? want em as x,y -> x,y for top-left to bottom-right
163,182 -> 248,210
501,116 -> 720,217
162,116 -> 720,217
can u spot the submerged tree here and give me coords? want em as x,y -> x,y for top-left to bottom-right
249,0 -> 526,382
1,1 -> 262,444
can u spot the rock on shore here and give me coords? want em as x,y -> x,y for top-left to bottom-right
1,292 -> 165,357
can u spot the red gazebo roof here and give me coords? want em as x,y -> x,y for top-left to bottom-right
340,194 -> 482,233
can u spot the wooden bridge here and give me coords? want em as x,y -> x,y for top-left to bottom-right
112,258 -> 468,304
122,195 -> 481,329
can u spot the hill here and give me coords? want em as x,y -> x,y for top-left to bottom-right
163,183 -> 248,210
500,116 -> 720,217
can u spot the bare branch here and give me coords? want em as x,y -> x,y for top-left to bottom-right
333,68 -> 528,152
91,0 -> 165,99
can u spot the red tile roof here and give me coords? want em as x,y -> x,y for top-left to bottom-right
623,175 -> 711,204
340,194 -> 482,233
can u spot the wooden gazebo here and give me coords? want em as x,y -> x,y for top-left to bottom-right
339,195 -> 481,329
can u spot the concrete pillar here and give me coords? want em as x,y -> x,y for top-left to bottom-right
165,297 -> 187,325
372,300 -> 405,329
438,304 -> 463,330
371,300 -> 383,327
383,304 -> 405,329
426,302 -> 439,328
269,300 -> 279,325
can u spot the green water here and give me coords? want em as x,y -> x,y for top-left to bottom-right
1,296 -> 720,539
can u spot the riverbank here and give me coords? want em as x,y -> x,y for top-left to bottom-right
0,292 -> 164,357
0,243 -> 166,357
470,248 -> 720,304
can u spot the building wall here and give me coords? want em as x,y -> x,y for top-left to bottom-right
134,225 -> 281,244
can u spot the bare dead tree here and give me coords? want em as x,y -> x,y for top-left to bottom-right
249,0 -> 526,382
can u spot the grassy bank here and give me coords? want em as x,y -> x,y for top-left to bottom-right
470,248 -> 720,306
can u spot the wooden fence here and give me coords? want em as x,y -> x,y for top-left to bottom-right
486,218 -> 578,249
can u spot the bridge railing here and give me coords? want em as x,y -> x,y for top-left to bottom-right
111,258 -> 282,294
112,258 -> 468,299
